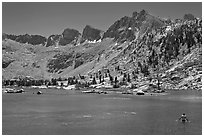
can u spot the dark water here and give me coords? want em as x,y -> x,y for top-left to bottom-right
2,88 -> 202,135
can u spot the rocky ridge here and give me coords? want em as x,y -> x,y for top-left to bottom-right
2,10 -> 202,90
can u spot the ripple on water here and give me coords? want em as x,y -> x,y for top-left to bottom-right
103,97 -> 131,100
82,115 -> 92,118
130,112 -> 137,115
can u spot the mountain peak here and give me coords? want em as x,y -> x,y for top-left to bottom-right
132,9 -> 148,18
84,25 -> 94,29
81,25 -> 103,43
103,10 -> 163,42
140,9 -> 148,15
132,11 -> 138,18
59,28 -> 81,46
3,33 -> 47,45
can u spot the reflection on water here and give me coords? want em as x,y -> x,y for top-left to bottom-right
2,89 -> 202,135
103,97 -> 131,100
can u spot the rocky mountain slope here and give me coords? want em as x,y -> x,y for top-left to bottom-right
3,33 -> 47,45
2,10 -> 202,90
103,10 -> 164,42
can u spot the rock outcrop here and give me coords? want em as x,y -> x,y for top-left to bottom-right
80,25 -> 103,43
103,10 -> 164,42
2,10 -> 202,90
46,34 -> 61,47
45,28 -> 81,47
3,33 -> 47,45
59,28 -> 80,46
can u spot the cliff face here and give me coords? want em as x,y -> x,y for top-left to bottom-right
80,25 -> 103,43
59,28 -> 81,46
46,34 -> 61,47
103,18 -> 202,90
45,28 -> 81,47
2,10 -> 202,90
45,25 -> 103,47
3,33 -> 47,45
103,10 -> 164,42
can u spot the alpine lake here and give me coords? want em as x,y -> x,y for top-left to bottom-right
2,87 -> 202,135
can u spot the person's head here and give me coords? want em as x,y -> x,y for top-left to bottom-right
182,113 -> 186,115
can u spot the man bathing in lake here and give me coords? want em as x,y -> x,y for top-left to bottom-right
178,113 -> 189,122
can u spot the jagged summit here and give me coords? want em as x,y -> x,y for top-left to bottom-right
132,9 -> 148,19
3,10 -> 161,46
46,34 -> 61,47
45,25 -> 104,46
2,10 -> 202,90
3,33 -> 47,45
59,28 -> 81,45
80,25 -> 103,43
45,28 -> 81,47
103,9 -> 164,42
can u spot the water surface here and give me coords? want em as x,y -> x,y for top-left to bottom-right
2,88 -> 202,135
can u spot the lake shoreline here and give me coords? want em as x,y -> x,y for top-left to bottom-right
3,88 -> 202,135
2,86 -> 202,97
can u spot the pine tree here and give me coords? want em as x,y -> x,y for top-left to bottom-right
114,76 -> 118,85
127,73 -> 131,82
92,77 -> 97,85
99,75 -> 102,83
109,74 -> 113,83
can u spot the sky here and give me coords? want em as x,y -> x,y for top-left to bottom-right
2,2 -> 202,37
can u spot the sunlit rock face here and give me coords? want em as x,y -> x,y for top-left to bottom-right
59,28 -> 81,46
80,25 -> 103,43
103,10 -> 164,42
3,33 -> 47,45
